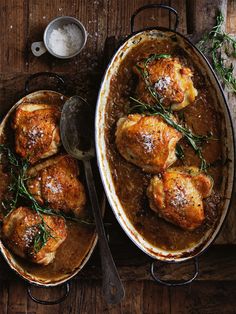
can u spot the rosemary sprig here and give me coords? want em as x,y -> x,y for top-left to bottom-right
197,11 -> 236,93
131,53 -> 211,171
0,144 -> 94,252
129,97 -> 209,171
33,222 -> 55,253
175,143 -> 185,161
136,54 -> 171,105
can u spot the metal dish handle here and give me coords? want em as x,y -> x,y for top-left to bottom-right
25,72 -> 65,94
27,282 -> 70,305
150,257 -> 199,287
131,4 -> 179,33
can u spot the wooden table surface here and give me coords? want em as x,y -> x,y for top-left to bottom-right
1,0 -> 236,313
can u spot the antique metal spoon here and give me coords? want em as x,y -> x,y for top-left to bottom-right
60,95 -> 125,304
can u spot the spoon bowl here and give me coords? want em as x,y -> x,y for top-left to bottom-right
60,96 -> 125,304
60,95 -> 94,160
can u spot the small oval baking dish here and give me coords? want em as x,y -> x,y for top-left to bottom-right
0,81 -> 100,303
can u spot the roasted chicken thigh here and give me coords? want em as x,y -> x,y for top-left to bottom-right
134,56 -> 198,110
147,167 -> 213,230
115,114 -> 182,173
2,206 -> 67,265
27,155 -> 86,217
12,103 -> 61,164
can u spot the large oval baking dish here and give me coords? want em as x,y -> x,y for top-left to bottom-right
0,90 -> 99,289
95,5 -> 235,266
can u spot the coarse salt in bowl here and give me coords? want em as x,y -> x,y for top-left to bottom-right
44,16 -> 87,59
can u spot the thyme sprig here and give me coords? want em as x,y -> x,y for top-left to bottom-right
0,144 -> 94,252
197,11 -> 236,93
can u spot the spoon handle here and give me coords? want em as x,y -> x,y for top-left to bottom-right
83,160 -> 125,304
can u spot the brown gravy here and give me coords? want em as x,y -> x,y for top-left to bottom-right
0,91 -> 97,282
105,38 -> 223,251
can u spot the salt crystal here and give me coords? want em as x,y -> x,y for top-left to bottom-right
142,134 -> 154,153
154,76 -> 171,91
48,23 -> 83,57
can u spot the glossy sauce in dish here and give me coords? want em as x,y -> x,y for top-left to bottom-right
105,38 -> 223,251
0,91 -> 97,283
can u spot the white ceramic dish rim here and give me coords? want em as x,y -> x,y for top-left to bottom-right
95,28 -> 235,263
0,90 -> 98,287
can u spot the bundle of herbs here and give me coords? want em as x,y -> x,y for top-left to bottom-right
0,144 -> 93,253
197,11 -> 236,93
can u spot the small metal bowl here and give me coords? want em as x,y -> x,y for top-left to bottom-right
31,16 -> 87,59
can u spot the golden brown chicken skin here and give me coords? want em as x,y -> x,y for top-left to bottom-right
12,103 -> 61,164
115,114 -> 182,173
2,206 -> 67,265
27,155 -> 86,217
134,57 -> 198,110
147,167 -> 214,230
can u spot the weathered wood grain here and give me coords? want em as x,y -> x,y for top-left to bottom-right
1,280 -> 236,314
0,282 -> 8,314
143,282 -> 170,314
170,281 -> 236,314
227,0 -> 236,33
170,0 -> 187,34
186,0 -> 228,41
107,0 -> 171,38
7,281 -> 28,314
0,0 -> 27,73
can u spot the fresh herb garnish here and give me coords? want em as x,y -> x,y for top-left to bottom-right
130,52 -> 212,171
0,144 -> 94,252
129,98 -> 209,171
175,144 -> 185,161
197,11 -> 236,93
33,223 -> 55,253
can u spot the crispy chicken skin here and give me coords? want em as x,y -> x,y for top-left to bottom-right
115,114 -> 182,173
12,103 -> 61,164
2,206 -> 67,265
134,57 -> 198,110
27,155 -> 86,217
147,167 -> 214,230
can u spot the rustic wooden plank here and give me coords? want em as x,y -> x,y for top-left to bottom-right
143,282 -> 170,314
170,281 -> 236,314
60,280 -> 122,314
107,0 -> 171,39
227,0 -> 236,33
1,279 -> 236,313
186,0 -> 228,41
0,0 -> 28,73
121,281 -> 143,313
27,284 -> 67,314
7,280 -> 28,314
0,282 -> 8,314
170,0 -> 187,34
